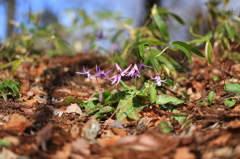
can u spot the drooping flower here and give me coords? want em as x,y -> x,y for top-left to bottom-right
150,73 -> 167,86
96,30 -> 106,40
76,66 -> 92,80
127,63 -> 141,78
109,63 -> 132,85
138,61 -> 152,71
93,65 -> 112,79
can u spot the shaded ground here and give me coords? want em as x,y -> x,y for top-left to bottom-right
0,52 -> 239,159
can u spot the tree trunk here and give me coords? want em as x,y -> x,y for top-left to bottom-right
6,0 -> 15,37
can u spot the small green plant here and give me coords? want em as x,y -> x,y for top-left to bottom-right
224,98 -> 236,107
75,63 -> 185,121
0,12 -> 73,75
0,79 -> 21,100
196,91 -> 215,107
189,0 -> 240,63
119,5 -> 205,75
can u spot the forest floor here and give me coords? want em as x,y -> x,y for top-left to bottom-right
0,52 -> 240,159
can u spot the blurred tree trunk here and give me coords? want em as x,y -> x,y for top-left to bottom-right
143,0 -> 160,25
6,0 -> 15,37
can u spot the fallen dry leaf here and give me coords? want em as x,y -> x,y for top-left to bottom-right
50,143 -> 71,159
82,116 -> 101,140
70,124 -> 80,138
174,147 -> 196,159
4,114 -> 28,133
65,103 -> 82,115
36,123 -> 53,151
110,127 -> 127,136
115,135 -> 138,146
97,135 -> 121,147
138,135 -> 158,148
2,147 -> 19,159
71,138 -> 90,156
3,136 -> 20,146
213,133 -> 232,146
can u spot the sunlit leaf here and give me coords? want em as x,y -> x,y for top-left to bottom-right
0,60 -> 16,69
0,138 -> 11,147
205,40 -> 213,64
224,98 -> 236,107
66,97 -> 75,104
151,5 -> 169,42
171,109 -> 186,124
224,83 -> 240,93
159,122 -> 171,133
149,86 -> 157,103
171,42 -> 192,62
156,94 -> 184,105
208,91 -> 215,105
225,22 -> 235,41
10,60 -> 22,75
171,41 -> 205,59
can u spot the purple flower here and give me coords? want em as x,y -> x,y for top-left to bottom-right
109,63 -> 132,85
93,65 -> 112,79
150,73 -> 167,86
138,61 -> 152,71
127,63 -> 141,78
76,66 -> 92,80
96,30 -> 106,40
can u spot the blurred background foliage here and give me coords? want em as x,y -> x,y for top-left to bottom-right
0,0 -> 239,75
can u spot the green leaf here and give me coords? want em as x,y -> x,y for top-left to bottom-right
85,100 -> 100,114
0,60 -> 16,69
7,80 -> 19,94
149,86 -> 157,103
98,106 -> 113,114
225,22 -> 235,41
127,108 -> 141,120
119,80 -> 136,90
166,77 -> 174,87
66,97 -> 75,104
105,90 -> 129,105
0,138 -> 11,147
180,91 -> 190,102
171,109 -> 186,124
208,91 -> 215,105
205,40 -> 213,64
213,75 -> 219,82
189,27 -> 205,38
93,90 -> 112,103
196,100 -> 209,107
224,98 -> 236,107
224,83 -> 240,94
151,5 -> 169,42
156,94 -> 184,105
76,99 -> 86,106
168,13 -> 185,25
171,41 -> 205,59
116,94 -> 143,121
159,122 -> 171,133
171,42 -> 192,62
10,60 -> 22,74
0,87 -> 7,100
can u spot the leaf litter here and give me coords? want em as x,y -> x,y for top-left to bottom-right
0,54 -> 239,158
